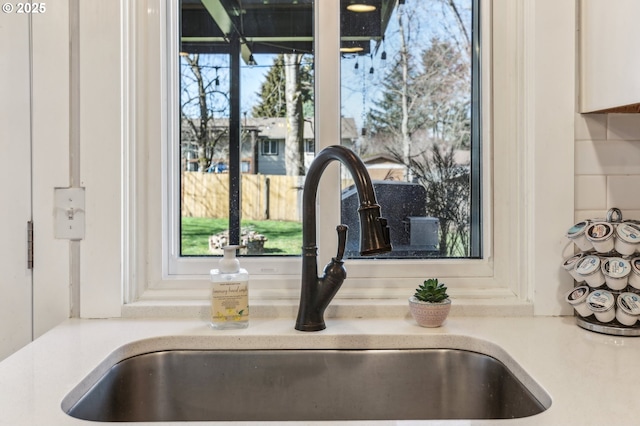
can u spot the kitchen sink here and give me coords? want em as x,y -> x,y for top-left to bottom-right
64,348 -> 549,422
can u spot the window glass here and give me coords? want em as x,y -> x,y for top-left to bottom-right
179,0 -> 314,256
178,0 -> 478,261
340,0 -> 479,259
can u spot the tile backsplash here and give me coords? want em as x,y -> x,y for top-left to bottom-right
575,113 -> 640,222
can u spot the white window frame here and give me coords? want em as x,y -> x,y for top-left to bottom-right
261,139 -> 279,156
114,0 -> 574,310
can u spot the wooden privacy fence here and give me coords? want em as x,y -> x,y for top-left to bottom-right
182,172 -> 304,222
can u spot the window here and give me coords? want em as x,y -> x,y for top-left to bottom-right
140,0 -> 527,301
305,140 -> 315,154
176,0 -> 478,264
178,0 -> 313,258
339,0 -> 480,260
261,140 -> 279,156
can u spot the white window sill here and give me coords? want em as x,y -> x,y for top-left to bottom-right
121,290 -> 534,320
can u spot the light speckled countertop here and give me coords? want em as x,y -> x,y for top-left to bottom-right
0,315 -> 637,425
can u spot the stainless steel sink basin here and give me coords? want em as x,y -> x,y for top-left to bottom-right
64,349 -> 548,422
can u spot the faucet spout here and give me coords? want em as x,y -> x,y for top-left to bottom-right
295,145 -> 392,331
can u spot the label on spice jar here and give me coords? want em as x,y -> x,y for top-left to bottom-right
587,222 -> 612,240
602,258 -> 630,278
617,293 -> 640,315
587,290 -> 614,312
567,221 -> 588,237
567,286 -> 588,303
617,223 -> 640,243
576,256 -> 600,275
563,253 -> 583,268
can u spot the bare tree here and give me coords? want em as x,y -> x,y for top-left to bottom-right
284,53 -> 306,176
364,0 -> 473,256
181,54 -> 229,171
390,143 -> 470,256
397,4 -> 412,181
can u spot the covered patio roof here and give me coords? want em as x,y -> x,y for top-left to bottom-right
181,0 -> 399,61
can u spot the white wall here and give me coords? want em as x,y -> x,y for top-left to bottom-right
25,0 -> 640,324
575,114 -> 640,221
32,0 -> 72,338
77,0 -> 123,318
64,0 -> 579,318
527,0 -> 576,315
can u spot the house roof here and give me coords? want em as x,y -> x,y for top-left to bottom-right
363,153 -> 402,165
243,117 -> 359,140
185,117 -> 359,140
363,147 -> 471,167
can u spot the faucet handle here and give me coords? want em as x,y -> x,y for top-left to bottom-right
378,217 -> 391,245
335,224 -> 348,262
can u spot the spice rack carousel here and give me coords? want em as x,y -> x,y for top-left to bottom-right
563,208 -> 640,336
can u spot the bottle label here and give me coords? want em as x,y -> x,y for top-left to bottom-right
211,281 -> 249,323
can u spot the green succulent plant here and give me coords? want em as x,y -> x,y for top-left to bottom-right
413,278 -> 449,303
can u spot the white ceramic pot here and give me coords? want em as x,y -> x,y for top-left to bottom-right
408,296 -> 451,328
565,286 -> 591,317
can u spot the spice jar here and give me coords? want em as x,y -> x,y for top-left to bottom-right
615,223 -> 640,256
601,257 -> 631,291
562,253 -> 585,282
566,221 -> 593,251
587,290 -> 616,323
576,255 -> 605,288
585,222 -> 615,253
616,292 -> 640,326
565,286 -> 591,317
629,258 -> 640,290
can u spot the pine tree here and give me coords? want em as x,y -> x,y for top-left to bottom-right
252,55 -> 287,117
253,54 -> 314,176
366,37 -> 470,153
252,54 -> 314,118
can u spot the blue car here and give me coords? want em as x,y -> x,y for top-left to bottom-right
206,162 -> 228,173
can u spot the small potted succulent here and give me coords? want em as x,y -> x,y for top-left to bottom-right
408,278 -> 451,327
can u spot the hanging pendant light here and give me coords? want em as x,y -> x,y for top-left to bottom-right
346,2 -> 376,13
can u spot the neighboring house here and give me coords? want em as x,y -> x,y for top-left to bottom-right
362,147 -> 471,183
181,117 -> 358,175
362,153 -> 407,181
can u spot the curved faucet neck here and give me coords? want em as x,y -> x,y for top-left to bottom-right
296,145 -> 392,332
302,145 -> 377,251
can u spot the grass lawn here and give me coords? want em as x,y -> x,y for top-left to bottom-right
181,217 -> 302,255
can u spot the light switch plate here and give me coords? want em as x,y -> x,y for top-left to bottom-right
54,187 -> 85,240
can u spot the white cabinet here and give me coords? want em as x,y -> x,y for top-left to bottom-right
580,0 -> 640,113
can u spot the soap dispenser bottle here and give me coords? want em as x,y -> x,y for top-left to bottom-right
210,245 -> 249,329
